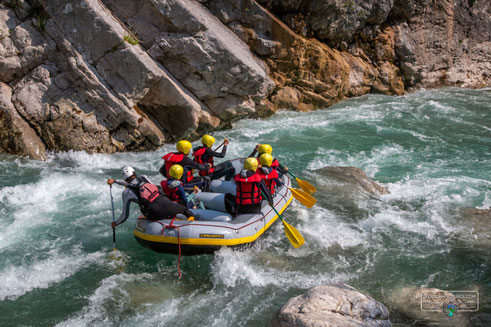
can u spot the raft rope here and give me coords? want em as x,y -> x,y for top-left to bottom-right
157,217 -> 182,279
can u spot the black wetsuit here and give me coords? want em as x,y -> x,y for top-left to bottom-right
193,145 -> 235,181
113,176 -> 193,225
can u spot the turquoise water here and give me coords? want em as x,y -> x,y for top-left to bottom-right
0,88 -> 489,326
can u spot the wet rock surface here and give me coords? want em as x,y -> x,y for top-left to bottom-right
315,166 -> 390,198
388,287 -> 473,326
271,283 -> 392,327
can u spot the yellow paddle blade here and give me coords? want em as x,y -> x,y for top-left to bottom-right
296,178 -> 317,194
282,220 -> 305,248
289,187 -> 317,208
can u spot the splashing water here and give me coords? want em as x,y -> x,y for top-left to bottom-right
0,88 -> 489,326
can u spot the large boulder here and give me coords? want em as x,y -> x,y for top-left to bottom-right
271,284 -> 391,327
315,167 -> 390,198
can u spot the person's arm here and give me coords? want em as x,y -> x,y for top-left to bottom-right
275,176 -> 284,188
248,144 -> 260,158
181,157 -> 210,170
176,184 -> 189,206
206,144 -> 228,158
259,181 -> 273,205
277,163 -> 288,175
114,188 -> 139,226
107,179 -> 129,187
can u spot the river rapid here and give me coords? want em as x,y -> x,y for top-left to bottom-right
0,88 -> 489,326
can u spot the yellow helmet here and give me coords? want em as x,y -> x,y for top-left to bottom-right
259,153 -> 273,167
244,157 -> 259,171
201,134 -> 215,147
169,164 -> 184,179
176,140 -> 192,154
258,144 -> 272,155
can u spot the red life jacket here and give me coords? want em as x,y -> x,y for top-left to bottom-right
162,152 -> 193,183
160,180 -> 181,203
234,172 -> 263,205
192,146 -> 215,176
257,167 -> 278,195
137,182 -> 161,215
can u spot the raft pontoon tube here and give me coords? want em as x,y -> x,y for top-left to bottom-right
133,159 -> 293,255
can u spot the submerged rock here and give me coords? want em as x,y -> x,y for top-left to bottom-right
455,207 -> 491,249
315,167 -> 390,197
388,287 -> 473,326
271,284 -> 391,327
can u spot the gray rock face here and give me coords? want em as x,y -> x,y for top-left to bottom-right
105,0 -> 274,122
271,284 -> 391,327
258,0 -> 491,89
0,82 -> 46,160
0,0 -> 274,159
393,0 -> 491,89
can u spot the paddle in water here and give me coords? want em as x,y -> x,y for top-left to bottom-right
109,183 -> 116,251
286,170 -> 317,194
262,191 -> 305,248
287,186 -> 317,208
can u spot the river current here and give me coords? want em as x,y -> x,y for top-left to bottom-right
0,88 -> 489,326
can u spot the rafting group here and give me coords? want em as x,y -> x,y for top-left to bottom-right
107,135 -> 316,255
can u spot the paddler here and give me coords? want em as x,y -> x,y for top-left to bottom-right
160,164 -> 197,208
192,135 -> 235,181
248,144 -> 288,177
257,153 -> 283,196
108,166 -> 195,227
160,140 -> 211,190
228,157 -> 273,215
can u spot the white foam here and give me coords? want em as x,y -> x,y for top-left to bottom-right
56,273 -> 154,327
307,143 -> 408,177
0,248 -> 104,301
211,247 -> 353,289
0,172 -> 108,249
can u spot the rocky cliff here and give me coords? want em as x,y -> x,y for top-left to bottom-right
1,0 -> 489,159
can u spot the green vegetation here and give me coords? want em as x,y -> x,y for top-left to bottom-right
343,0 -> 355,11
123,34 -> 139,46
36,16 -> 46,32
468,0 -> 477,7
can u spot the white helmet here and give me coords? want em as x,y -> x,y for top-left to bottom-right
121,166 -> 135,180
